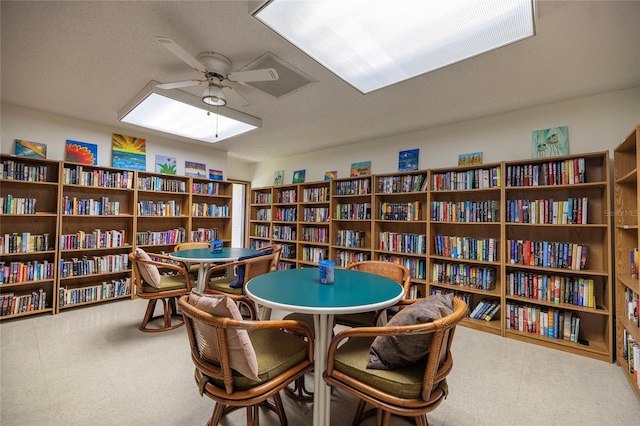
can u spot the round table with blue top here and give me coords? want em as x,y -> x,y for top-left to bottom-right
245,267 -> 404,426
169,247 -> 260,292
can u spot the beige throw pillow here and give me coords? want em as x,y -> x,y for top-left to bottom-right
134,248 -> 161,288
188,291 -> 260,382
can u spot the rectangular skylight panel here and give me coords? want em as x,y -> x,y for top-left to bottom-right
255,0 -> 535,93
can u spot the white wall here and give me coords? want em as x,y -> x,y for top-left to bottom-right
0,103 -> 254,180
252,87 -> 640,187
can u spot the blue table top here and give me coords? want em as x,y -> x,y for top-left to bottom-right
245,268 -> 404,315
169,247 -> 260,262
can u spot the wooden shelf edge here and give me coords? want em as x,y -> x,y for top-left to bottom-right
615,355 -> 640,401
0,308 -> 54,320
505,329 -> 611,362
59,294 -> 131,310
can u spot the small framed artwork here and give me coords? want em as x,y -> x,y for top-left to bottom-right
14,139 -> 47,159
185,161 -> 207,178
112,134 -> 146,171
533,126 -> 569,158
66,140 -> 98,165
324,170 -> 337,180
458,152 -> 483,166
398,149 -> 419,172
292,169 -> 306,184
274,170 -> 284,186
155,155 -> 177,174
209,169 -> 223,181
350,161 -> 371,177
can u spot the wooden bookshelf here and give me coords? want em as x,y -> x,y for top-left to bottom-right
249,187 -> 273,250
272,184 -> 298,269
0,155 -> 60,318
298,181 -> 331,268
613,124 -> 640,399
190,177 -> 232,246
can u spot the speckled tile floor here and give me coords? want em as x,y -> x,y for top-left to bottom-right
1,298 -> 639,426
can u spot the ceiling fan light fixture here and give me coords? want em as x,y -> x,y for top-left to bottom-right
202,83 -> 227,106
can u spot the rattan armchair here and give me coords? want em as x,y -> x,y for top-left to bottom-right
129,249 -> 193,332
174,242 -> 213,276
323,297 -> 467,426
178,294 -> 314,426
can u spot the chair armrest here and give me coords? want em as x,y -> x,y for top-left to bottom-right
204,260 -> 242,282
147,252 -> 190,271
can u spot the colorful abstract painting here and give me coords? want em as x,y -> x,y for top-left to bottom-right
293,169 -> 306,184
15,139 -> 47,159
274,170 -> 284,186
155,155 -> 177,174
458,152 -> 483,166
209,169 -> 223,181
398,149 -> 419,172
350,161 -> 371,177
185,161 -> 206,178
66,140 -> 98,165
532,126 -> 569,158
324,170 -> 337,180
112,134 -> 146,171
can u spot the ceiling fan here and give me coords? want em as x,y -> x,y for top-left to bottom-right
154,36 -> 279,108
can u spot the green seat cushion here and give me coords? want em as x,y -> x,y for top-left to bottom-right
142,274 -> 191,293
334,336 -> 428,399
208,276 -> 243,296
209,328 -> 309,391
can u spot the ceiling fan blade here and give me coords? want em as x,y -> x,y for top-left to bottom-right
226,68 -> 279,83
221,86 -> 250,108
155,36 -> 209,74
156,79 -> 205,89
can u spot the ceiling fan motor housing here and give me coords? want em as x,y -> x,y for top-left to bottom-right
197,52 -> 232,79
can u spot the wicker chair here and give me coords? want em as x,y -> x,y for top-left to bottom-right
334,260 -> 412,327
203,252 -> 276,320
178,294 -> 314,426
323,297 -> 467,426
129,249 -> 193,332
174,242 -> 212,276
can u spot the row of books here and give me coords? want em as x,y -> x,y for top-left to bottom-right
335,203 -> 372,220
630,248 -> 639,279
336,230 -> 366,248
191,181 -> 220,195
508,239 -> 587,270
505,158 -> 585,187
378,201 -> 421,221
0,195 -> 37,214
0,160 -> 49,182
254,192 -> 271,204
302,187 -> 329,202
272,225 -> 296,241
250,240 -> 271,250
433,235 -> 498,262
622,330 -> 639,389
135,228 -> 186,245
430,200 -> 498,223
506,302 -> 582,343
507,271 -> 596,308
1,233 -> 50,254
335,178 -> 371,196
60,229 -> 126,250
277,261 -> 295,270
506,197 -> 588,224
0,260 -> 55,284
253,224 -> 270,238
58,278 -> 131,307
469,299 -> 500,321
191,203 -> 229,217
136,176 -> 186,193
0,289 -> 47,316
62,196 -> 120,216
301,246 -> 329,263
430,289 -> 472,315
256,208 -> 271,221
377,174 -> 426,194
301,226 -> 329,243
302,207 -> 329,223
274,207 -> 297,222
432,166 -> 501,191
276,189 -> 297,203
335,249 -> 370,268
378,231 -> 427,254
137,200 -> 180,216
62,166 -> 133,188
431,263 -> 496,291
622,287 -> 639,327
59,254 -> 129,278
378,254 -> 426,280
281,243 -> 296,260
190,228 -> 217,242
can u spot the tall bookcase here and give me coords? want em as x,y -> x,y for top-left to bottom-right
272,184 -> 298,269
249,187 -> 273,250
613,124 -> 640,398
58,162 -> 134,310
503,152 -> 612,362
191,177 -> 232,246
0,155 -> 60,318
427,163 -> 503,335
298,181 -> 331,268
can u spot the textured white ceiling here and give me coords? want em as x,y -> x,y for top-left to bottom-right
2,1 -> 639,163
